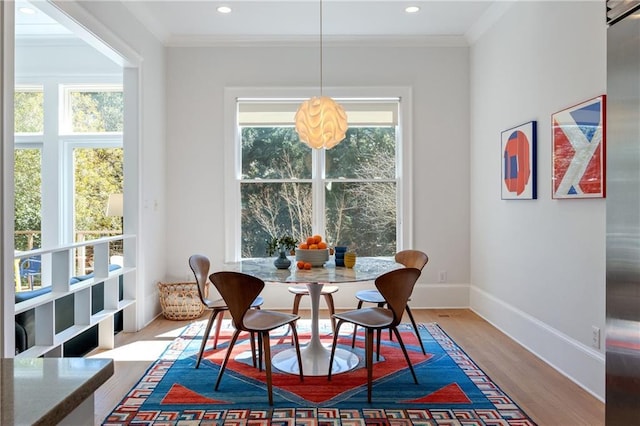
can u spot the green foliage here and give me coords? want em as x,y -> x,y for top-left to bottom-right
266,234 -> 298,256
242,127 -> 311,179
14,91 -> 43,133
14,149 -> 42,250
74,148 -> 123,233
71,91 -> 123,132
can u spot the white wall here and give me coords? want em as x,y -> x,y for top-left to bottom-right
59,0 -> 168,326
469,1 -> 606,400
164,43 -> 472,308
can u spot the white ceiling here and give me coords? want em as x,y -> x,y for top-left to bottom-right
17,0 -> 506,45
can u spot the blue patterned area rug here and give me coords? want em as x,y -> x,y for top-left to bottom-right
103,319 -> 536,425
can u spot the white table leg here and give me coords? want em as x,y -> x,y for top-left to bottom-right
272,282 -> 359,376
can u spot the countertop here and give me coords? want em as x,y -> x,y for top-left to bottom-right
1,357 -> 114,425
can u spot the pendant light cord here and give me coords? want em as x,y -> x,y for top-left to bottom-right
320,0 -> 323,96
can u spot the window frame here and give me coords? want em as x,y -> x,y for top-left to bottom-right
224,87 -> 413,262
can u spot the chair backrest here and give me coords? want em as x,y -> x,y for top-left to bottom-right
20,255 -> 42,275
395,250 -> 429,271
375,267 -> 421,326
209,271 -> 264,331
188,254 -> 210,304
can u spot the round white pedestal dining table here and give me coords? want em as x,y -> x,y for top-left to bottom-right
224,256 -> 402,376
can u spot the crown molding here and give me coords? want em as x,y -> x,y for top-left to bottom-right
165,34 -> 470,48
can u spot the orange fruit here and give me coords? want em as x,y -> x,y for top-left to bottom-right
318,241 -> 327,249
304,262 -> 312,270
306,237 -> 315,245
296,261 -> 305,269
312,234 -> 322,244
299,243 -> 309,249
309,244 -> 318,250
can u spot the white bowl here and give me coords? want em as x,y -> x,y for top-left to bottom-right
295,248 -> 329,267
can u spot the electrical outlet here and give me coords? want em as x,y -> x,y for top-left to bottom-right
438,270 -> 447,283
591,326 -> 600,349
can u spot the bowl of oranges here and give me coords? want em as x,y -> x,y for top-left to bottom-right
295,234 -> 329,267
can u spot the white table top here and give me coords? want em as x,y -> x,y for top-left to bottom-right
224,256 -> 402,283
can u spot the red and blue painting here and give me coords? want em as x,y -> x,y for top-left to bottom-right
552,95 -> 606,199
501,121 -> 537,200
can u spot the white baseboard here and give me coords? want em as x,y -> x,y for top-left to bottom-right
470,285 -> 605,401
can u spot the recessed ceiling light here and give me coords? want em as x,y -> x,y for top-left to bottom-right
18,7 -> 36,15
217,6 -> 232,14
405,6 -> 420,14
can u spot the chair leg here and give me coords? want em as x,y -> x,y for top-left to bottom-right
374,302 -> 385,361
214,330 -> 241,390
323,293 -> 337,335
365,327 -> 374,403
292,294 -> 302,315
250,331 -> 257,368
212,311 -> 225,349
196,309 -> 221,369
378,302 -> 392,341
405,305 -> 426,355
257,333 -> 264,372
391,327 -> 418,384
290,323 -> 304,381
290,294 -> 302,345
262,331 -> 274,405
328,320 -> 345,380
351,300 -> 364,348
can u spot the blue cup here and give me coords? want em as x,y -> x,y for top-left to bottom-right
334,246 -> 347,266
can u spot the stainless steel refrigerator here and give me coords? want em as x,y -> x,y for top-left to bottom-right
606,1 -> 640,423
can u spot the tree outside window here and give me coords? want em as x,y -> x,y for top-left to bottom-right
14,87 -> 43,252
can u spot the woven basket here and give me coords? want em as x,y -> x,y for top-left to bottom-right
157,282 -> 205,320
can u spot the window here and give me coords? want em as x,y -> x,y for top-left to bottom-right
62,85 -> 124,274
14,82 -> 124,289
231,94 -> 407,260
15,86 -> 43,134
61,85 -> 124,134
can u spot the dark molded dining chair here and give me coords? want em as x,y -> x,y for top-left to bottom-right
210,271 -> 304,405
328,267 -> 422,403
188,254 -> 264,369
351,249 -> 428,356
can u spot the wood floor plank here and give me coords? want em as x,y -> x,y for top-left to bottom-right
91,308 -> 604,425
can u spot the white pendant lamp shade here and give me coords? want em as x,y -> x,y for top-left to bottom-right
295,96 -> 348,150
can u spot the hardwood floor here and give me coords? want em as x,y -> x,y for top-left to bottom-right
90,309 -> 604,425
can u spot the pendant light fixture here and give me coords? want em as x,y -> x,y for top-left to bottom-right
294,0 -> 348,150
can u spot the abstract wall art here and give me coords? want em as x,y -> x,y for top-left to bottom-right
552,95 -> 606,199
501,120 -> 537,200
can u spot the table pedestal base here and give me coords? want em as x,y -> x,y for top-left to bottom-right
272,343 -> 359,376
